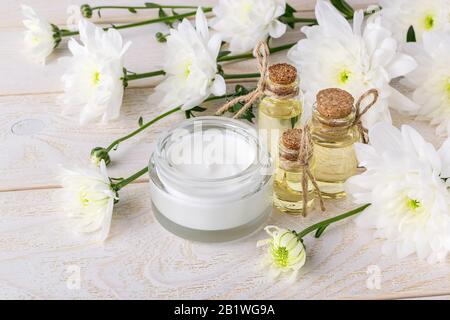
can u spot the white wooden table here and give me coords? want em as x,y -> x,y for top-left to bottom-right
1,0 -> 449,300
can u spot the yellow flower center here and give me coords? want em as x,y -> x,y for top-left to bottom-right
184,66 -> 191,77
181,59 -> 193,78
240,1 -> 253,20
407,198 -> 421,211
273,246 -> 289,267
31,36 -> 41,44
92,71 -> 101,85
339,69 -> 351,84
79,191 -> 90,207
446,77 -> 450,100
423,14 -> 435,30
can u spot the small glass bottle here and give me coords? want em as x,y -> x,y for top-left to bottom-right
258,63 -> 302,158
310,88 -> 360,199
273,128 -> 315,216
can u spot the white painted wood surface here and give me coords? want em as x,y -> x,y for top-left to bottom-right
1,0 -> 449,300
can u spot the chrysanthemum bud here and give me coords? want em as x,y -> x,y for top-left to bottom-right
80,4 -> 93,18
90,147 -> 111,166
155,32 -> 167,43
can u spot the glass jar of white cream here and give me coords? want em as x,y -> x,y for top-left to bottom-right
149,116 -> 273,242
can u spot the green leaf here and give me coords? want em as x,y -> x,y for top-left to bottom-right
229,102 -> 255,123
110,177 -> 125,182
158,8 -> 173,28
158,8 -> 167,18
171,9 -> 183,21
128,8 -> 137,14
218,50 -> 231,59
144,2 -> 159,8
217,64 -> 224,76
219,85 -> 255,123
185,106 -> 207,119
190,106 -> 207,112
138,116 -> 144,127
280,3 -> 297,29
407,25 -> 417,42
290,115 -> 299,129
235,84 -> 250,95
315,225 -> 328,238
330,0 -> 354,18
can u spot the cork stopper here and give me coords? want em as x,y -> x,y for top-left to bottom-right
279,128 -> 301,162
316,88 -> 354,119
282,128 -> 302,150
268,63 -> 297,85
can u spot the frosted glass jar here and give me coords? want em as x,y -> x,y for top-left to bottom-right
149,117 -> 273,242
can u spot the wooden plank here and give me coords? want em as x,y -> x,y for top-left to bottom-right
0,87 -> 179,191
1,0 -> 376,28
0,184 -> 449,299
0,84 -> 258,191
1,0 -> 444,300
400,294 -> 450,300
1,0 -> 377,96
0,83 -> 445,191
1,0 -> 220,27
0,27 -> 303,96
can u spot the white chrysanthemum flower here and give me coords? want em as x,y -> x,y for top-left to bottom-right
257,226 -> 306,280
61,160 -> 117,242
151,8 -> 226,111
288,0 -> 418,129
60,19 -> 131,125
210,0 -> 287,54
21,4 -> 58,64
402,31 -> 450,137
377,0 -> 450,44
346,122 -> 450,264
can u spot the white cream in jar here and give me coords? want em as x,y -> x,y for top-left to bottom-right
149,117 -> 273,242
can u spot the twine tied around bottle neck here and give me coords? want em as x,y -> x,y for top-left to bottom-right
283,127 -> 325,216
354,89 -> 379,144
216,41 -> 270,119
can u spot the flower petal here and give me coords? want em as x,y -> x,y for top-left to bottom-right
269,20 -> 287,39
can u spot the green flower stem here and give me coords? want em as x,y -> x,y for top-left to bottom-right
90,5 -> 206,11
112,166 -> 149,191
296,204 -> 371,239
222,73 -> 260,80
124,70 -> 166,82
59,8 -> 212,37
124,70 -> 259,84
105,106 -> 181,153
279,17 -> 318,24
218,43 -> 297,62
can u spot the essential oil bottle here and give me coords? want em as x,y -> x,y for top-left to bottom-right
273,128 -> 315,216
258,63 -> 302,157
310,88 -> 360,199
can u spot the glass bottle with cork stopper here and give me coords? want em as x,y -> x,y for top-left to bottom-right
258,63 -> 302,157
310,88 -> 360,199
273,128 -> 324,216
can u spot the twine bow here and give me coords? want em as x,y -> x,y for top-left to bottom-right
354,89 -> 379,144
216,41 -> 270,118
297,126 -> 325,216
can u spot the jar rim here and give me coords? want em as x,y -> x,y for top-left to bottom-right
151,116 -> 272,186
